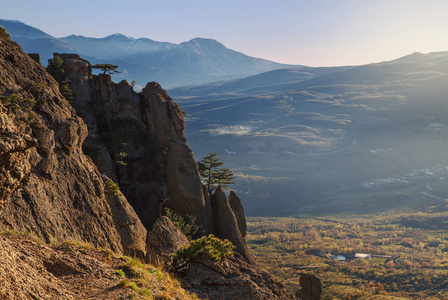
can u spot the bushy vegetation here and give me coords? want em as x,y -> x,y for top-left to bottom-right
170,234 -> 235,269
115,256 -> 199,299
0,91 -> 36,109
46,55 -> 73,103
0,26 -> 9,38
163,207 -> 202,240
247,213 -> 448,299
104,178 -> 120,197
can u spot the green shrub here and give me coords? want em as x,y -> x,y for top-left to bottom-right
104,178 -> 120,196
46,56 -> 74,104
0,93 -> 36,108
163,207 -> 202,240
0,26 -> 9,38
59,79 -> 73,103
170,234 -> 235,268
114,269 -> 126,277
30,83 -> 45,95
116,151 -> 128,166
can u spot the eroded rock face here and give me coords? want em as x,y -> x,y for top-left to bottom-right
180,253 -> 295,300
0,35 -> 146,256
141,82 -> 205,224
211,188 -> 255,265
146,216 -> 189,266
228,191 -> 246,238
62,55 -> 206,230
0,104 -> 36,212
103,176 -> 147,259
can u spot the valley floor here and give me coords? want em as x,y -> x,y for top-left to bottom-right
247,212 -> 448,299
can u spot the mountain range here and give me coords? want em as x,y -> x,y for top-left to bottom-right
170,51 -> 448,216
0,19 -> 297,88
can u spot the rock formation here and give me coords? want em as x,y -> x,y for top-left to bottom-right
141,82 -> 205,225
179,253 -> 296,300
0,102 -> 36,212
56,53 -> 261,266
60,54 -> 205,230
0,33 -> 146,256
210,187 -> 255,264
296,274 -> 322,300
228,191 -> 247,238
146,216 -> 189,265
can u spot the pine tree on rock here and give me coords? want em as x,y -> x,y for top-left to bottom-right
197,153 -> 235,195
92,64 -> 120,75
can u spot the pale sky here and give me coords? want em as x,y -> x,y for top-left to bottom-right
1,0 -> 448,66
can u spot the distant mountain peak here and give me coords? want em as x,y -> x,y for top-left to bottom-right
105,33 -> 135,40
187,38 -> 226,47
1,19 -> 297,87
1,19 -> 24,24
0,19 -> 53,40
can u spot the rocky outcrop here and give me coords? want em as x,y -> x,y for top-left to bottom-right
180,253 -> 295,300
104,181 -> 147,260
141,82 -> 205,223
211,187 -> 255,264
59,54 -> 115,179
146,216 -> 189,265
0,35 -> 146,256
296,274 -> 322,300
228,191 -> 247,238
60,54 -> 257,266
0,103 -> 36,212
61,54 -> 205,229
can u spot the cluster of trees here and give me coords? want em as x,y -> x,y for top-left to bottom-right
47,56 -> 73,103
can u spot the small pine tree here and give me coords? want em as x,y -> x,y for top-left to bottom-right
197,153 -> 235,194
92,64 -> 120,75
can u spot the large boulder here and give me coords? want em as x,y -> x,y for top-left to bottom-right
146,216 -> 189,265
180,253 -> 295,300
296,274 -> 322,300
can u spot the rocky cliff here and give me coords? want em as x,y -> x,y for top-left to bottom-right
0,31 -> 146,257
60,53 -> 256,264
0,30 -> 318,299
61,54 -> 205,230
